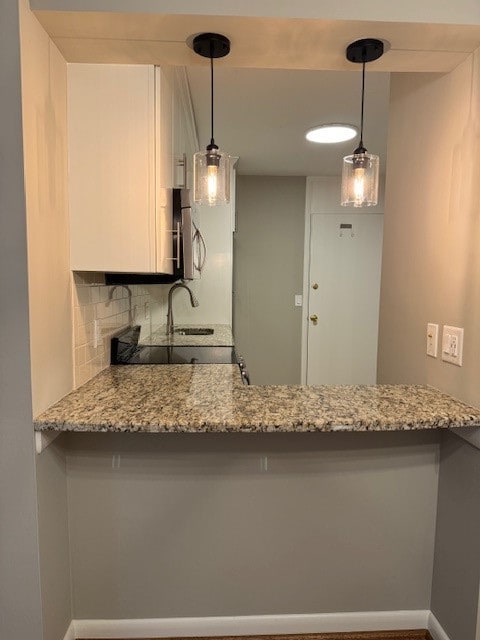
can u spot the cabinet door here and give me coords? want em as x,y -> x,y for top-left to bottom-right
172,67 -> 199,191
155,66 -> 174,274
68,64 -> 155,272
172,70 -> 186,188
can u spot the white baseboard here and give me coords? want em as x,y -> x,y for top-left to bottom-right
428,612 -> 451,640
62,620 -> 75,640
71,610 -> 430,639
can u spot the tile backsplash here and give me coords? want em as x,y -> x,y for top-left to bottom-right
72,272 -> 166,388
71,273 -> 210,388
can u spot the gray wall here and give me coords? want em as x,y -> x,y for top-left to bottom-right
378,54 -> 480,638
0,1 -> 43,638
431,432 -> 480,640
36,441 -> 72,640
234,176 -> 306,385
66,431 -> 439,619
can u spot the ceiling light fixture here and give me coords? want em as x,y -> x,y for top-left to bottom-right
306,124 -> 358,144
341,38 -> 384,207
191,32 -> 231,206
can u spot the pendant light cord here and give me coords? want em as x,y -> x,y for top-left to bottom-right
359,60 -> 365,151
210,54 -> 215,147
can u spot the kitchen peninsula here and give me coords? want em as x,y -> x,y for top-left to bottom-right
34,365 -> 480,433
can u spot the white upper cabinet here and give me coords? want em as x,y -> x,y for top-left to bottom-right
68,63 -> 196,273
172,67 -> 199,191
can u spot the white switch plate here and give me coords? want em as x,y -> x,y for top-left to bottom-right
442,325 -> 464,366
426,323 -> 438,357
294,294 -> 303,307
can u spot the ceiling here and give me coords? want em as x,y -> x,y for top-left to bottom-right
186,66 -> 390,176
35,11 -> 480,72
33,7 -> 476,177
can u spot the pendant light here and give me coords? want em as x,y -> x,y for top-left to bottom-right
192,33 -> 231,206
341,38 -> 384,207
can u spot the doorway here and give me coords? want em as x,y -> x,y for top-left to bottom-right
302,178 -> 384,385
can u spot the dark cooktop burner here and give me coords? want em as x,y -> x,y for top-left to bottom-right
122,345 -> 237,365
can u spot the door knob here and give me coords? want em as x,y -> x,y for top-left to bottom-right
312,283 -> 319,290
310,314 -> 318,323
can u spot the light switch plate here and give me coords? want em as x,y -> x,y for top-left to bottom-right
294,294 -> 303,307
442,325 -> 464,366
426,323 -> 438,357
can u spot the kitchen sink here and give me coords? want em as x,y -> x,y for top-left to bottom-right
174,327 -> 214,335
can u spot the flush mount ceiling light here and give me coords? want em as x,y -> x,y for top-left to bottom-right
341,38 -> 384,208
306,124 -> 358,144
191,32 -> 231,206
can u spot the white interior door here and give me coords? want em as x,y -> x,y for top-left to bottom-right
306,213 -> 383,385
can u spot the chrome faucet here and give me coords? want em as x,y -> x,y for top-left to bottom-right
108,285 -> 133,325
166,283 -> 199,335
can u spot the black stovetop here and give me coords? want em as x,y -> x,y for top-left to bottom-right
111,327 -> 238,365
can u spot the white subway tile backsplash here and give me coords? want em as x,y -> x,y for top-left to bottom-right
71,273 -> 168,389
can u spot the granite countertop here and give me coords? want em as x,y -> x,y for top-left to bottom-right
34,365 -> 480,434
142,324 -> 234,347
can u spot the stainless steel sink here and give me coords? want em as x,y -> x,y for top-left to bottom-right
174,328 -> 214,335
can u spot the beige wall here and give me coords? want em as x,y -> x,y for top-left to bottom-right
19,2 -> 73,638
66,431 -> 439,619
234,176 -> 306,384
378,54 -> 480,407
378,51 -> 480,639
20,0 -> 73,416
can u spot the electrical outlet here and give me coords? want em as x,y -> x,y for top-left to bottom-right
426,323 -> 438,357
442,325 -> 464,366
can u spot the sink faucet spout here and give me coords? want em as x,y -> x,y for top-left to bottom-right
166,283 -> 199,335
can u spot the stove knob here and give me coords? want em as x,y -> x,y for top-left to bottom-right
241,369 -> 250,385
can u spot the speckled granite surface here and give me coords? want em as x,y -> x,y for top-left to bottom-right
34,365 -> 480,433
142,324 -> 234,347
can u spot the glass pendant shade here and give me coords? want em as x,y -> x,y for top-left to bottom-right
191,33 -> 232,207
194,148 -> 230,206
341,152 -> 379,207
341,39 -> 384,208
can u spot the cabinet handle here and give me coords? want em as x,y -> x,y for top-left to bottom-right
175,221 -> 181,268
164,221 -> 182,268
174,154 -> 187,188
